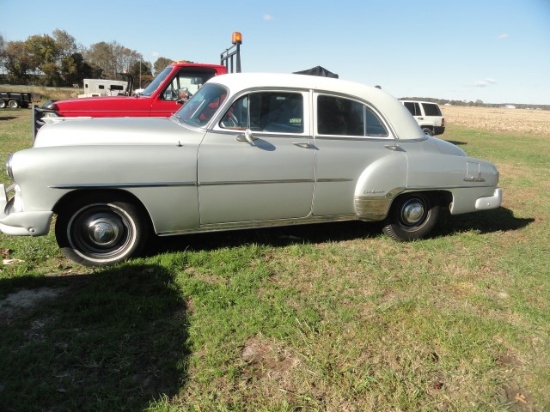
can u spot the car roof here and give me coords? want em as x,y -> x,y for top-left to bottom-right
209,73 -> 425,140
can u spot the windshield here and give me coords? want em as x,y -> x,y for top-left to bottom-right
173,83 -> 228,127
140,66 -> 173,97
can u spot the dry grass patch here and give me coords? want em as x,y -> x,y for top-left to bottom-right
0,84 -> 79,102
443,106 -> 550,136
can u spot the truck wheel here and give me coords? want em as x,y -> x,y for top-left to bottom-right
8,100 -> 19,109
382,193 -> 439,241
0,100 -> 6,109
55,193 -> 149,266
422,127 -> 433,136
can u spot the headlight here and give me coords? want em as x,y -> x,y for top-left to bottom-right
6,153 -> 14,181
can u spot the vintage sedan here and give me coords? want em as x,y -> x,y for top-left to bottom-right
1,73 -> 502,266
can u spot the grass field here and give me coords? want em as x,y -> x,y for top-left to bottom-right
0,105 -> 549,411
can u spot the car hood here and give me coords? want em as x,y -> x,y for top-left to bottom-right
54,95 -> 143,107
34,116 -> 193,148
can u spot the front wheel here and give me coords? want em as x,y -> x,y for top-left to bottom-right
382,193 -> 440,241
55,194 -> 149,266
8,99 -> 19,109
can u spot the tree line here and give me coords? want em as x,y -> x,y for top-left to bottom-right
0,30 -> 175,89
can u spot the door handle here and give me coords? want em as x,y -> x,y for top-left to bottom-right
384,144 -> 405,152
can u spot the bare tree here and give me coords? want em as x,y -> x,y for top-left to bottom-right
52,29 -> 78,58
85,41 -> 142,79
85,41 -> 115,78
153,57 -> 174,75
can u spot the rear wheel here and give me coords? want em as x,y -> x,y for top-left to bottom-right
0,100 -> 6,109
55,193 -> 149,266
8,99 -> 19,109
382,193 -> 440,241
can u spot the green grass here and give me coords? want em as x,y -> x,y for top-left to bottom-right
1,109 -> 549,411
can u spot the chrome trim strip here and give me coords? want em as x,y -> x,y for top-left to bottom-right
313,136 -> 395,142
200,178 -> 351,186
49,182 -> 196,189
199,179 -> 313,186
50,178 -> 352,190
157,213 -> 359,236
406,184 -> 491,190
316,178 -> 352,183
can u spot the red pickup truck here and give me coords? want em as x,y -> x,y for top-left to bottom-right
33,32 -> 242,135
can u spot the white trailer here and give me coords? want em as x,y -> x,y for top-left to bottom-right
78,79 -> 129,98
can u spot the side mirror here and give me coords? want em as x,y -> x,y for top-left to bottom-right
236,129 -> 258,145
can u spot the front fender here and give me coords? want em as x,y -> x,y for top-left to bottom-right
7,144 -> 201,236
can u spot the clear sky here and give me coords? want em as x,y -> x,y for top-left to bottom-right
1,0 -> 549,105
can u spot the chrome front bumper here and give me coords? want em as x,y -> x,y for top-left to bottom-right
0,183 -> 53,236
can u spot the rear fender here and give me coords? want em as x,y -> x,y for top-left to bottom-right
354,155 -> 407,221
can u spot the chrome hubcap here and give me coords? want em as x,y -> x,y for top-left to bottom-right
85,214 -> 124,248
401,200 -> 425,225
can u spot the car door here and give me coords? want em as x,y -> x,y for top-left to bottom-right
312,93 -> 406,216
197,90 -> 315,225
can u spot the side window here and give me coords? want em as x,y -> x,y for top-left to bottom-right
220,95 -> 249,129
317,95 -> 388,137
162,69 -> 217,101
220,91 -> 304,133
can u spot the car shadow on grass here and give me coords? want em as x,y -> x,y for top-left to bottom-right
0,264 -> 189,411
147,220 -> 384,255
434,206 -> 534,238
148,206 -> 533,255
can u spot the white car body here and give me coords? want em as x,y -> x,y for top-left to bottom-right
1,73 -> 501,266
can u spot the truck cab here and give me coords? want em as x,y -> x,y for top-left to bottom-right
33,32 -> 242,134
40,63 -> 226,118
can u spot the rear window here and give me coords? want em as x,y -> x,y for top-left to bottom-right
317,95 -> 388,137
422,103 -> 442,116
